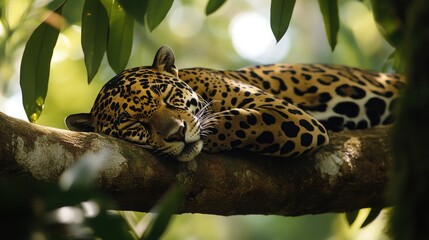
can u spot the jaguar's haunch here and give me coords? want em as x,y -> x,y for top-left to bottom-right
66,46 -> 405,161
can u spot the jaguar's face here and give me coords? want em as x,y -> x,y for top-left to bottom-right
98,69 -> 207,161
66,46 -> 213,161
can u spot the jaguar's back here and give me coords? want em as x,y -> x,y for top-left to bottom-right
179,63 -> 405,131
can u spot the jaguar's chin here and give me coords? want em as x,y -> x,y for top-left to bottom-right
176,140 -> 204,162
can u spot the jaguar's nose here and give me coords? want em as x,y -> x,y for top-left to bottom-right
150,106 -> 188,142
164,121 -> 186,142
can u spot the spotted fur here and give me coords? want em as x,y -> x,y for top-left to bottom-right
66,46 -> 405,161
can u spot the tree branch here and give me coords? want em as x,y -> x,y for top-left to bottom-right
0,111 -> 391,216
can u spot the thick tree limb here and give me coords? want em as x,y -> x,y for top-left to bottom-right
0,111 -> 391,216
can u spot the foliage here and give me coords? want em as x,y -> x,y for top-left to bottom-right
14,0 -> 347,123
270,0 -> 296,42
19,1 -> 64,122
317,0 -> 339,51
205,0 -> 227,15
390,0 -> 429,239
345,208 -> 382,229
140,186 -> 184,240
101,0 -> 134,74
370,0 -> 406,72
81,0 -> 108,83
0,153 -> 184,240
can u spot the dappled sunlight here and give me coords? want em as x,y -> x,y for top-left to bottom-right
333,1 -> 393,69
81,200 -> 100,218
52,25 -> 83,63
53,206 -> 84,224
342,1 -> 390,55
168,4 -> 204,38
229,12 -> 291,63
162,214 -> 235,240
162,213 -> 336,239
2,93 -> 27,120
2,0 -> 34,29
0,21 -> 5,37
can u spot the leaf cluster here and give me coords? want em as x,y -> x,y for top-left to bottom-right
17,0 -> 345,122
0,152 -> 183,240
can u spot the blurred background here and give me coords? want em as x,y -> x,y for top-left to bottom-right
0,0 -> 394,239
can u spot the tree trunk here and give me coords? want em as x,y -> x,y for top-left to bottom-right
0,111 -> 391,216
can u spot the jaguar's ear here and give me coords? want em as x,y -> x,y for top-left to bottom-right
65,113 -> 95,132
152,46 -> 178,77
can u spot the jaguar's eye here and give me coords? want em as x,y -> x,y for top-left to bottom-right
116,112 -> 148,131
165,103 -> 181,110
117,112 -> 130,123
137,120 -> 150,129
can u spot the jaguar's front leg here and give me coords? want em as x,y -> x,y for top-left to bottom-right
203,106 -> 329,158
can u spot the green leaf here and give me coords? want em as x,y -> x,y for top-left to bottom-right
82,0 -> 109,83
345,210 -> 360,226
360,208 -> 382,228
318,0 -> 339,51
141,185 -> 184,240
20,2 -> 66,122
118,0 -> 149,25
102,0 -> 134,73
146,0 -> 174,31
359,0 -> 372,9
89,210 -> 135,240
206,0 -> 226,15
370,0 -> 404,49
382,50 -> 403,73
270,0 -> 296,42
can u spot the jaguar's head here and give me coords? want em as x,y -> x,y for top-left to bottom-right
66,46 -> 214,161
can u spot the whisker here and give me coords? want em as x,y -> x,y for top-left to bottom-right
196,107 -> 219,139
196,99 -> 213,118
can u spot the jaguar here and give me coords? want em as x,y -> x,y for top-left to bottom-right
66,46 -> 405,162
